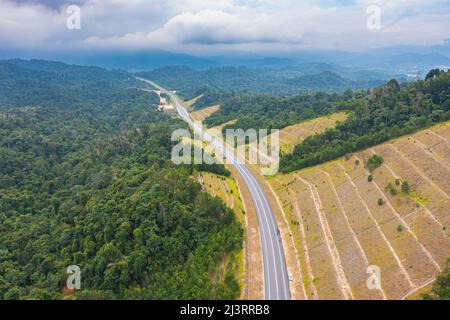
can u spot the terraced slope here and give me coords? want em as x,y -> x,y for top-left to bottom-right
244,113 -> 348,175
190,105 -> 220,122
269,122 -> 450,300
277,112 -> 348,154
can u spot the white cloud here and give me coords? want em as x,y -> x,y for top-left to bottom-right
0,1 -> 65,48
84,9 -> 306,50
0,0 -> 449,53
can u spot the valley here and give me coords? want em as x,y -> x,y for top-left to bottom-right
2,0 -> 450,306
0,58 -> 448,301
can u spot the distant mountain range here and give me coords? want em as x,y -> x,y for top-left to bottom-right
286,71 -> 384,92
63,50 -> 450,75
334,52 -> 450,72
2,49 -> 448,100
137,64 -> 395,98
1,46 -> 449,74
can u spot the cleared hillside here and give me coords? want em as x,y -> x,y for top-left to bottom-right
189,112 -> 347,299
190,105 -> 221,122
137,65 -> 387,99
269,122 -> 450,300
243,113 -> 348,175
277,112 -> 348,154
281,70 -> 450,173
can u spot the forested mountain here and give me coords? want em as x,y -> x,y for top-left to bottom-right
281,69 -> 450,172
137,64 -> 389,99
198,91 -> 349,132
2,59 -> 447,300
188,69 -> 449,174
0,60 -> 242,299
0,60 -> 142,109
286,71 -> 383,92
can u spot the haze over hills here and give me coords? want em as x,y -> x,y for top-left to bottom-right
0,58 -> 396,99
137,64 -> 395,98
0,56 -> 448,302
3,44 -> 449,100
2,46 -> 449,75
1,0 -> 450,303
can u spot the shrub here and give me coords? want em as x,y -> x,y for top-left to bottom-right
378,198 -> 385,206
368,175 -> 374,182
422,258 -> 450,300
402,181 -> 411,194
387,183 -> 398,196
397,225 -> 404,232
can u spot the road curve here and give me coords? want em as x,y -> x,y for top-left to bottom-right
138,78 -> 291,300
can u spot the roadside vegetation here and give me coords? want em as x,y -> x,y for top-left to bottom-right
199,91 -> 347,132
0,60 -> 242,300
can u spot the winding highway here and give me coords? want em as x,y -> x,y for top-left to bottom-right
137,78 -> 291,300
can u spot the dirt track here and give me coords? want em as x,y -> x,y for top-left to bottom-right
269,122 -> 450,299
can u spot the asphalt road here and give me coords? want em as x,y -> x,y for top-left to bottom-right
137,78 -> 291,300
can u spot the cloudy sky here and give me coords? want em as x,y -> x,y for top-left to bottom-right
1,0 -> 450,55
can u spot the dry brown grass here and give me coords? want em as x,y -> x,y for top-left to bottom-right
277,112 -> 348,154
268,122 -> 450,300
184,94 -> 204,111
190,105 -> 220,122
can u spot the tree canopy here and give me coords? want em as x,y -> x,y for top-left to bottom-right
0,60 -> 242,300
280,70 -> 450,172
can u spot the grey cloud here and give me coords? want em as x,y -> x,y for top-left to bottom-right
1,0 -> 450,54
7,0 -> 88,10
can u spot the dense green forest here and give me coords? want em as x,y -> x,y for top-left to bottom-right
197,91 -> 350,132
0,60 -> 142,109
1,59 -> 448,300
0,60 -> 242,300
137,64 -> 387,99
280,69 -> 450,172
184,68 -> 449,173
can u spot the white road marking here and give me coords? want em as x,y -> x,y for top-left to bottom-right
138,78 -> 291,300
